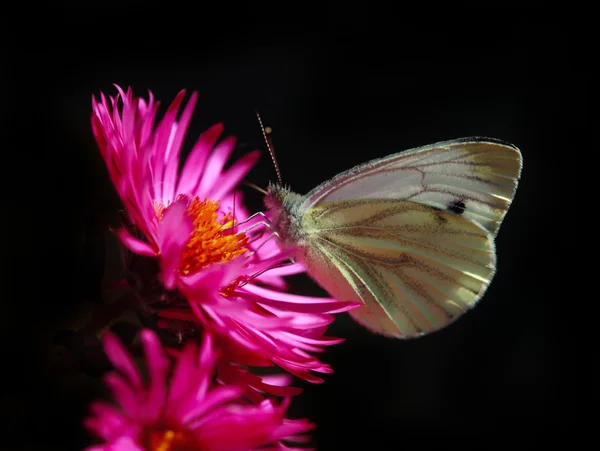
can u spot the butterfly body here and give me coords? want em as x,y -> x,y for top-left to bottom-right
264,186 -> 306,248
264,137 -> 522,339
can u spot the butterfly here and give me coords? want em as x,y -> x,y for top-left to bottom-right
259,125 -> 522,339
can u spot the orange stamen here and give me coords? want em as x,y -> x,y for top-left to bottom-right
155,197 -> 248,276
144,426 -> 199,451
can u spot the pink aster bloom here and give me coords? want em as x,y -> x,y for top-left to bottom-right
91,85 -> 258,290
92,86 -> 359,388
160,257 -> 356,386
85,329 -> 314,451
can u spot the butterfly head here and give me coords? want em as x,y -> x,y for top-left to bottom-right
264,183 -> 305,247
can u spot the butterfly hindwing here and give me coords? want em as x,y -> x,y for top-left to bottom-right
301,198 -> 496,338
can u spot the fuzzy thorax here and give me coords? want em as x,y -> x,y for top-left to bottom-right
264,183 -> 306,248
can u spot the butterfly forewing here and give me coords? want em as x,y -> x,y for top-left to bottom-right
301,199 -> 496,338
303,138 -> 522,236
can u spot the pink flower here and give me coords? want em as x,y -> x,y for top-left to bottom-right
160,257 -> 358,391
92,86 -> 359,389
85,329 -> 314,451
92,85 -> 257,290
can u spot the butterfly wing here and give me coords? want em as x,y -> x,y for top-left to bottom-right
300,199 -> 495,338
303,137 -> 522,236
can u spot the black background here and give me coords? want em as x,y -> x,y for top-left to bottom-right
2,7 -> 588,450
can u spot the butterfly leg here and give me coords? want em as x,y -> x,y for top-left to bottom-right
239,258 -> 298,286
237,221 -> 274,250
241,221 -> 272,235
223,211 -> 272,230
246,230 -> 281,257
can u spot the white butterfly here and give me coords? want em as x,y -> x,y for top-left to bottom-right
263,136 -> 522,339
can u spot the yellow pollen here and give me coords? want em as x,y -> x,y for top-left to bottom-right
144,426 -> 200,451
156,197 -> 248,276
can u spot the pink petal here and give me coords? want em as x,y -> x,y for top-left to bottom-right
261,374 -> 294,387
101,331 -> 142,389
218,365 -> 303,399
256,262 -> 306,277
161,92 -> 198,202
195,332 -> 216,399
165,343 -> 198,417
246,294 -> 344,315
140,330 -> 169,420
115,229 -> 157,257
277,313 -> 334,329
151,91 -> 186,198
140,100 -> 160,158
242,284 -> 361,313
104,373 -> 140,418
272,419 -> 315,442
86,436 -> 144,451
182,385 -> 243,426
209,150 -> 261,200
218,192 -> 249,221
205,303 -> 294,330
195,136 -> 236,198
176,123 -> 224,195
84,402 -> 127,440
270,361 -> 326,383
279,330 -> 344,347
192,400 -> 306,451
156,123 -> 179,202
177,262 -> 225,298
156,197 -> 193,290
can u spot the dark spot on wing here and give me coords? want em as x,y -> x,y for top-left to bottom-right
433,211 -> 448,226
448,199 -> 466,215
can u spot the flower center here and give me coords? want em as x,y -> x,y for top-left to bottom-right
156,197 -> 248,276
144,426 -> 200,451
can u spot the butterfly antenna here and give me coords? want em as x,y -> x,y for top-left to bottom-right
243,181 -> 268,195
255,110 -> 283,186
